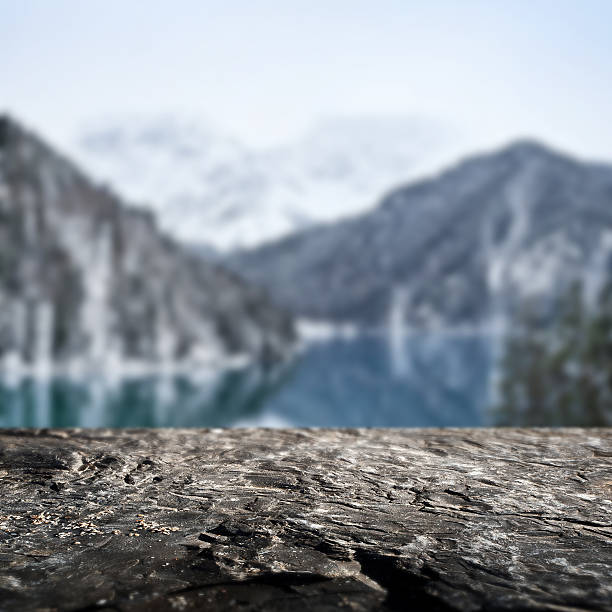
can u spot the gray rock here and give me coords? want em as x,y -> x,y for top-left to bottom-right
0,428 -> 610,610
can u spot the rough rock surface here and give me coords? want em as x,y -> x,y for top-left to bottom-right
0,428 -> 610,611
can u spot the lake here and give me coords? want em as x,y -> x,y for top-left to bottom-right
0,334 -> 608,428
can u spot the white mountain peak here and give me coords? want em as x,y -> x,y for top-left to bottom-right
74,114 -> 457,251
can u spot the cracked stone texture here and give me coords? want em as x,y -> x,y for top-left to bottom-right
0,428 -> 610,611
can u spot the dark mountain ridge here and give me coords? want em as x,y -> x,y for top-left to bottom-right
0,115 -> 295,372
230,140 -> 612,328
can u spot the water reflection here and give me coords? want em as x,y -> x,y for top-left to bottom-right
1,334 -> 610,428
260,334 -> 494,427
0,368 -> 284,428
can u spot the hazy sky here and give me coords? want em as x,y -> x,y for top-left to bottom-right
3,0 -> 612,160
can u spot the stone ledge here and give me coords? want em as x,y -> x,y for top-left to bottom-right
0,428 -> 610,611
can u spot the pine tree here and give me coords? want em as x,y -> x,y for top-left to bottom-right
496,281 -> 612,426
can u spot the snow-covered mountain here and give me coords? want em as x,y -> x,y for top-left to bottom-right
73,115 -> 455,251
0,115 -> 295,375
229,141 -> 612,330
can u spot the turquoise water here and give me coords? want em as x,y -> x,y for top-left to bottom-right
0,334 -> 607,427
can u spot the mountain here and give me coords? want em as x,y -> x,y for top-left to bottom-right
0,116 -> 295,374
229,141 -> 612,329
74,115 -> 454,251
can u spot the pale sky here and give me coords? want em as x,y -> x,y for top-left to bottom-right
2,0 -> 612,160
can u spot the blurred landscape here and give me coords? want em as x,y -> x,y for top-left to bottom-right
2,1 -> 612,427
